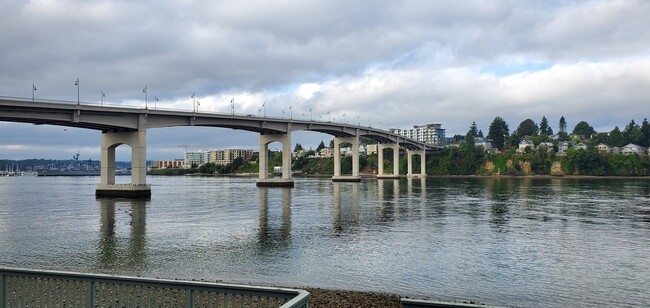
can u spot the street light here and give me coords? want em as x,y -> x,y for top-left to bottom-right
191,93 -> 196,112
32,84 -> 37,102
101,91 -> 105,106
155,96 -> 158,109
197,101 -> 200,112
262,102 -> 266,118
143,86 -> 148,109
327,110 -> 331,122
231,98 -> 234,115
309,107 -> 313,121
74,78 -> 80,104
289,105 -> 292,120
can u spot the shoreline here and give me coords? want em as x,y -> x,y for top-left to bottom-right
152,172 -> 650,180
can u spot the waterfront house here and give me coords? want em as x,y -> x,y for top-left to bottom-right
537,142 -> 554,152
574,143 -> 588,151
557,141 -> 572,155
597,143 -> 612,154
621,143 -> 644,155
518,139 -> 535,153
475,138 -> 493,151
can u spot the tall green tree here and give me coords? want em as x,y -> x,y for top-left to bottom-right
559,116 -> 567,133
469,121 -> 479,137
572,121 -> 595,137
316,141 -> 326,152
293,143 -> 304,152
641,118 -> 650,147
515,119 -> 539,136
487,116 -> 509,150
608,126 -> 624,147
623,119 -> 643,145
539,116 -> 553,135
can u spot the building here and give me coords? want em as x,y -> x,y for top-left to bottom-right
184,151 -> 210,167
319,147 -> 335,158
597,143 -> 612,154
209,149 -> 254,165
517,139 -> 535,153
150,159 -> 184,169
389,123 -> 446,145
621,143 -> 644,155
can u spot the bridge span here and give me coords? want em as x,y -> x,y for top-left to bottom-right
0,97 -> 437,197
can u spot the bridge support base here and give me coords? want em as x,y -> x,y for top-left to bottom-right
406,174 -> 427,179
256,179 -> 295,187
377,174 -> 402,179
96,184 -> 151,198
332,176 -> 362,182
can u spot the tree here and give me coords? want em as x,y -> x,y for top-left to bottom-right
487,116 -> 509,150
293,143 -> 304,152
478,130 -> 484,138
515,119 -> 539,136
641,118 -> 650,147
608,126 -> 624,147
539,116 -> 553,135
572,121 -> 595,137
468,121 -> 479,137
623,119 -> 643,145
559,116 -> 567,134
316,141 -> 326,152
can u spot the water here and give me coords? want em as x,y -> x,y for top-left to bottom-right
1,176 -> 649,307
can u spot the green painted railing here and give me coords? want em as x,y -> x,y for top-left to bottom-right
1,267 -> 308,308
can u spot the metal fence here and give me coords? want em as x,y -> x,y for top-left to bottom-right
1,267 -> 309,308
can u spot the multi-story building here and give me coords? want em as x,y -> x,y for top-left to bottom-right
150,159 -> 185,169
209,149 -> 254,165
184,151 -> 210,167
389,123 -> 446,145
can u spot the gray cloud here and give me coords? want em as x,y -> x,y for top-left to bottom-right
2,0 -> 650,160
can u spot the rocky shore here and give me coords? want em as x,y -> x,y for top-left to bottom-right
304,288 -> 402,308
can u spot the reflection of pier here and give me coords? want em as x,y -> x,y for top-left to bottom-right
378,179 -> 400,220
333,182 -> 360,232
98,198 -> 148,271
258,188 -> 292,246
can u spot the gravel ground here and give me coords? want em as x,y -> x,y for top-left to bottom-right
303,288 -> 402,308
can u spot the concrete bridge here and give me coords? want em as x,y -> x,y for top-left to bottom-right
0,97 -> 438,197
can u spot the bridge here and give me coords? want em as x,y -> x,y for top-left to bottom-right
0,97 -> 438,197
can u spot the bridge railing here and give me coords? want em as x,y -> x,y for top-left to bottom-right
0,267 -> 309,308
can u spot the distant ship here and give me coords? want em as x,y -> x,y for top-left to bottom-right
36,152 -> 130,176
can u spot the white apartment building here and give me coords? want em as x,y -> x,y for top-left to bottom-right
389,123 -> 446,145
184,151 -> 210,167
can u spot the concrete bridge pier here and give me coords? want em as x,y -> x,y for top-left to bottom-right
377,143 -> 401,179
96,129 -> 151,198
406,149 -> 427,178
257,133 -> 294,187
332,136 -> 361,182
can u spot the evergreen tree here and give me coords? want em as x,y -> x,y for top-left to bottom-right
623,119 -> 643,145
559,116 -> 567,133
539,116 -> 552,135
641,118 -> 650,147
487,116 -> 509,150
478,130 -> 484,138
469,121 -> 479,137
316,141 -> 326,152
293,143 -> 304,152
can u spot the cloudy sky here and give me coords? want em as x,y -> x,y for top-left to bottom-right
1,0 -> 649,160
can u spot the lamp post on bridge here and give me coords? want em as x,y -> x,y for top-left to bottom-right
101,91 -> 105,106
309,107 -> 313,121
143,86 -> 148,109
262,102 -> 266,118
74,78 -> 80,104
191,93 -> 196,113
32,84 -> 37,102
289,105 -> 292,120
155,96 -> 158,109
230,98 -> 234,115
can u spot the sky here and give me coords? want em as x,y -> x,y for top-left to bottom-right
1,0 -> 650,161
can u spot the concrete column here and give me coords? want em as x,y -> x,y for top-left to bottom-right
257,133 -> 294,187
332,136 -> 360,182
377,143 -> 401,179
97,130 -> 150,198
407,149 -> 427,178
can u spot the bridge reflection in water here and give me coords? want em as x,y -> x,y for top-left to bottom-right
97,198 -> 148,272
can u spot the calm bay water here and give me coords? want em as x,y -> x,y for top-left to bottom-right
1,175 -> 649,307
